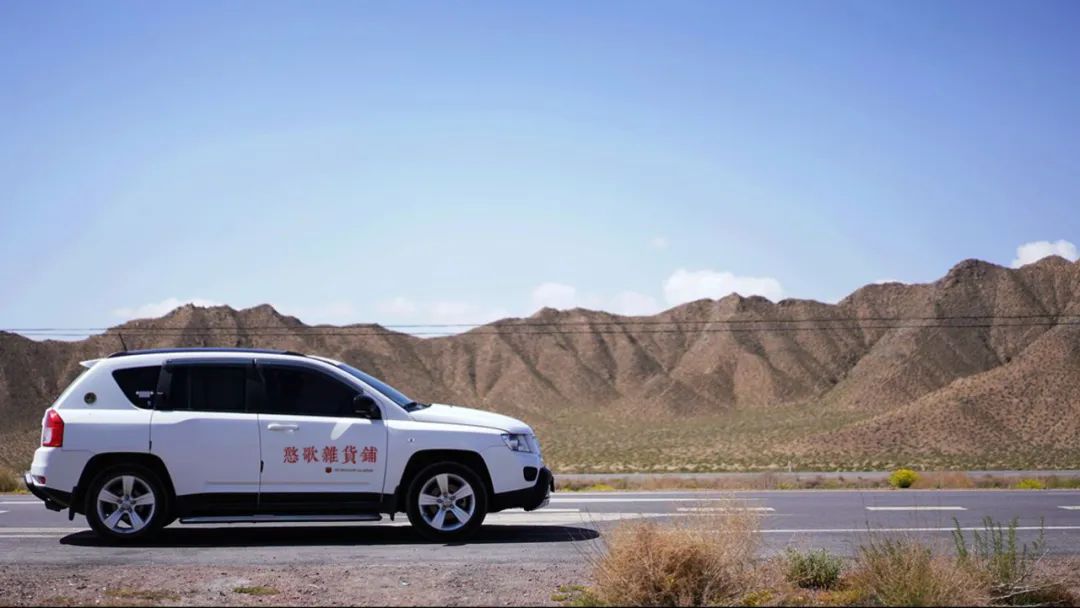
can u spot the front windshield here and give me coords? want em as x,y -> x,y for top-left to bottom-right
336,363 -> 419,409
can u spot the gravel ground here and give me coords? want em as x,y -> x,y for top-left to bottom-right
0,563 -> 591,606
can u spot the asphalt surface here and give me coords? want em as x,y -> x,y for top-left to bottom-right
2,490 -> 1079,565
559,469 -> 1080,482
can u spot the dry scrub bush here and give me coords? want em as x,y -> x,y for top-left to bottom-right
912,470 -> 976,489
0,466 -> 21,493
590,511 -> 760,606
849,537 -> 989,606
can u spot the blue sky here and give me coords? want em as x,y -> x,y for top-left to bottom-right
2,1 -> 1079,333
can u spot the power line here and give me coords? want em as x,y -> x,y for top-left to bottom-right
7,319 -> 1080,338
6,312 -> 1080,333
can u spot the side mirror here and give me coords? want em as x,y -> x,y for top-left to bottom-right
353,393 -> 381,419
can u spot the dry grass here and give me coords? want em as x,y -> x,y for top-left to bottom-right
912,470 -> 976,489
849,537 -> 989,606
588,511 -> 760,606
105,587 -> 181,602
0,466 -> 23,493
557,470 -> 1080,492
233,585 -> 279,596
572,516 -> 1078,607
557,473 -> 889,492
534,406 -> 1080,473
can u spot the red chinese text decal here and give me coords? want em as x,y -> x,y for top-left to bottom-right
284,445 -> 377,464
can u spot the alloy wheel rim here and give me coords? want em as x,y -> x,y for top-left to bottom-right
96,475 -> 156,534
418,473 -> 475,532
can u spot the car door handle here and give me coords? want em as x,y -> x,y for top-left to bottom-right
267,423 -> 299,432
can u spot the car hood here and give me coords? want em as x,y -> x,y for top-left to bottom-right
409,403 -> 532,434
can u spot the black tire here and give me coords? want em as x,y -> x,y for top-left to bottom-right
406,461 -> 488,542
83,464 -> 170,543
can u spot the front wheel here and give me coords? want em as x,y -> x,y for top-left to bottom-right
84,464 -> 169,543
406,462 -> 488,542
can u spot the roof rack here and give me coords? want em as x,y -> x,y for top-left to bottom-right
107,347 -> 307,358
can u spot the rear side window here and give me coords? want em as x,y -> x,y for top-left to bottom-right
261,366 -> 357,417
112,366 -> 162,409
167,365 -> 247,413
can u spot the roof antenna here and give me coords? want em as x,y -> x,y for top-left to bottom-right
117,331 -> 129,352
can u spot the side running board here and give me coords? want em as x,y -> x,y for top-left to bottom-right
179,514 -> 382,524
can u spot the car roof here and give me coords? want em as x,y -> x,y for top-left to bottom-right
86,348 -> 318,370
108,347 -> 305,358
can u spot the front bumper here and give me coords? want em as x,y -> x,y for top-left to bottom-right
490,467 -> 553,512
24,473 -> 71,512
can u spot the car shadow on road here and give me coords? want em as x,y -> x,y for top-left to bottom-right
59,524 -> 600,548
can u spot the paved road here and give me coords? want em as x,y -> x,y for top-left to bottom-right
559,469 -> 1080,482
2,490 -> 1079,566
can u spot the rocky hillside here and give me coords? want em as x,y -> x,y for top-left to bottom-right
2,256 -> 1079,471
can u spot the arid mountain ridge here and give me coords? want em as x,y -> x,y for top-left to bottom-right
2,255 -> 1079,471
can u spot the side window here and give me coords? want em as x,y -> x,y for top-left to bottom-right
167,365 -> 247,413
261,366 -> 358,417
112,366 -> 162,409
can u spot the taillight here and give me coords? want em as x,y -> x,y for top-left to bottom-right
42,409 -> 64,447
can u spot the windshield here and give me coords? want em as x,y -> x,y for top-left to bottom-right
336,363 -> 422,410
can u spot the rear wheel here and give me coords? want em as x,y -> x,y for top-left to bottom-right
84,464 -> 169,543
406,462 -> 487,542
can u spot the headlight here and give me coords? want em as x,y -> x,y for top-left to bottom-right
501,433 -> 533,453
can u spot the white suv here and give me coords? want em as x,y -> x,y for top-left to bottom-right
24,348 -> 552,543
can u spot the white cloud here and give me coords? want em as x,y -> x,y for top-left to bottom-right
662,269 -> 784,305
373,296 -> 509,330
1011,239 -> 1078,268
649,236 -> 669,250
529,282 -> 660,315
531,282 -> 578,309
609,291 -> 661,316
285,301 -> 357,325
376,296 -> 418,316
112,297 -> 220,320
428,301 -> 510,326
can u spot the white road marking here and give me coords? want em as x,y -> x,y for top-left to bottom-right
501,508 -> 580,513
0,527 -> 83,534
676,507 -> 775,512
551,497 -> 742,503
866,506 -> 966,511
1059,506 -> 1080,510
765,525 -> 1080,534
0,501 -> 37,505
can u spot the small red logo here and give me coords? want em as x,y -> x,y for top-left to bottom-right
325,466 -> 332,474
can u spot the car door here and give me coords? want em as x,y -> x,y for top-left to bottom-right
255,361 -> 388,513
149,359 -> 262,515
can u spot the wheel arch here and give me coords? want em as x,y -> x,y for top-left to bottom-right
391,449 -> 493,513
74,452 -> 176,515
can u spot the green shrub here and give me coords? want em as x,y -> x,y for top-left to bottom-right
888,469 -> 919,489
233,586 -> 278,596
951,516 -> 1071,605
1015,478 -> 1046,490
551,585 -> 604,607
782,548 -> 843,590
